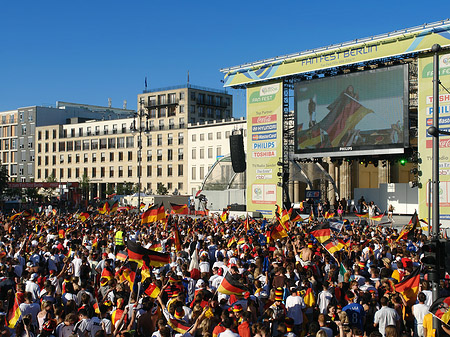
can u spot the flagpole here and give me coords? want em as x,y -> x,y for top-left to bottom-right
318,241 -> 340,264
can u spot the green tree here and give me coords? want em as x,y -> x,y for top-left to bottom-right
79,174 -> 90,202
42,175 -> 57,201
106,183 -> 115,196
0,164 -> 9,196
123,182 -> 134,195
156,182 -> 168,195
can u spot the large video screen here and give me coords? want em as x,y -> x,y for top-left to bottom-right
294,65 -> 408,157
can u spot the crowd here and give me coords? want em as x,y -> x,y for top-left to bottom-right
0,204 -> 449,337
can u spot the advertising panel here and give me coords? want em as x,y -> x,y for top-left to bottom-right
223,23 -> 450,87
418,52 -> 450,226
247,82 -> 283,216
294,65 -> 408,157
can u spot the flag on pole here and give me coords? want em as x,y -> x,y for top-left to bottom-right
217,272 -> 249,296
99,202 -> 110,215
7,294 -> 21,328
338,263 -> 347,283
397,211 -> 419,241
309,224 -> 331,243
170,203 -> 189,215
429,296 -> 450,324
394,267 -> 420,306
141,203 -> 166,224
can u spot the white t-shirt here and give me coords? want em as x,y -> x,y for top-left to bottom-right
374,306 -> 400,337
412,303 -> 429,326
285,295 -> 306,325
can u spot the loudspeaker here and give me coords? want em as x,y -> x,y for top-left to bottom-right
229,134 -> 246,173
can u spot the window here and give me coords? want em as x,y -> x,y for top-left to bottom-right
101,153 -> 105,162
159,108 -> 167,119
157,165 -> 162,177
216,147 -> 221,157
167,149 -> 173,161
68,168 -> 71,178
179,118 -> 185,128
45,143 -> 49,152
149,109 -> 157,119
118,137 -> 125,148
198,93 -> 205,104
200,148 -> 204,159
59,142 -> 65,151
122,123 -> 127,133
78,128 -> 83,137
51,155 -> 56,165
22,125 -> 27,135
118,166 -> 123,177
38,144 -> 41,153
76,168 -> 80,178
147,150 -> 152,161
169,93 -> 176,103
37,156 -> 41,165
60,154 -> 64,163
128,166 -> 133,177
92,153 -> 97,163
59,168 -> 64,178
216,132 -> 221,140
215,96 -> 221,106
67,141 -> 73,151
208,133 -> 213,140
110,152 -> 114,161
167,164 -> 173,177
158,94 -> 166,104
192,148 -> 196,160
45,130 -> 49,140
225,97 -> 230,106
159,119 -> 164,130
100,138 -> 107,149
109,166 -> 114,177
168,133 -> 173,146
192,134 -> 196,142
178,132 -> 184,145
147,136 -> 152,147
87,127 -> 91,136
126,136 -> 134,148
215,109 -> 222,119
148,95 -> 156,106
128,151 -> 133,161
38,131 -> 42,140
157,149 -> 162,161
104,125 -> 108,135
200,134 -> 204,141
75,154 -> 80,163
91,139 -> 98,150
83,140 -> 89,150
92,167 -> 96,178
178,164 -> 183,176
208,147 -> 213,158
190,91 -> 196,100
167,182 -> 172,190
101,167 -> 105,177
179,105 -> 184,113
225,131 -> 230,138
180,92 -> 185,100
68,154 -> 72,163
169,119 -> 174,130
95,126 -> 100,135
119,152 -> 123,161
198,106 -> 205,117
112,125 -> 118,134
84,153 -> 88,163
178,148 -> 183,160
189,105 -> 195,114
147,165 -> 152,177
192,166 -> 196,180
108,138 -> 116,149
200,166 -> 205,180
207,108 -> 213,118
157,134 -> 162,146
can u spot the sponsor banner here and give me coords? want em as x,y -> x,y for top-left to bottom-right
252,123 -> 277,132
418,52 -> 450,226
252,132 -> 277,141
247,82 -> 283,214
223,23 -> 450,87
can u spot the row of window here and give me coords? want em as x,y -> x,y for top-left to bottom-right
146,92 -> 230,107
190,129 -> 244,142
37,164 -> 184,180
191,147 -> 221,159
191,165 -> 212,181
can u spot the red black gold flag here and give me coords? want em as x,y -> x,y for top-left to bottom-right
227,236 -> 237,248
109,201 -> 119,214
127,241 -> 170,267
170,203 -> 189,215
173,222 -> 182,251
115,251 -> 128,262
355,212 -> 369,218
149,242 -> 162,251
323,238 -> 346,255
7,294 -> 21,328
9,212 -> 23,221
429,296 -> 450,324
370,214 -> 384,222
217,272 -> 249,296
310,224 -> 331,243
99,202 -> 110,215
271,223 -> 288,240
168,317 -> 192,334
395,267 -> 420,306
141,203 -> 166,224
79,212 -> 91,222
397,211 -> 419,242
143,281 -> 161,298
100,268 -> 114,286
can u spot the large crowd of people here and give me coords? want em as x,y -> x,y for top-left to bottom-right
0,204 -> 449,337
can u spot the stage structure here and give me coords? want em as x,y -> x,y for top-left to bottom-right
221,20 -> 450,222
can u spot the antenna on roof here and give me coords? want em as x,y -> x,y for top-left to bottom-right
187,70 -> 190,85
123,100 -> 127,109
145,77 -> 148,91
108,98 -> 112,108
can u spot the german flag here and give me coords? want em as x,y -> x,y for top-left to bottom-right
308,209 -> 315,222
429,296 -> 450,324
324,211 -> 335,219
149,242 -> 162,251
99,202 -> 110,215
395,267 -> 420,306
271,222 -> 288,240
237,237 -> 245,245
370,214 -> 384,222
323,238 -> 346,255
170,203 -> 189,215
59,229 -> 65,239
115,251 -> 128,262
220,209 -> 228,222
9,212 -> 23,221
290,209 -> 303,223
217,272 -> 249,296
79,212 -> 91,222
141,203 -> 166,224
100,268 -> 114,286
109,201 -> 119,214
168,317 -> 192,334
227,236 -> 236,248
173,222 -> 182,251
127,241 -> 170,267
111,308 -> 124,325
143,280 -> 161,298
280,209 -> 291,231
302,288 -> 316,308
355,212 -> 369,218
7,294 -> 21,328
397,211 -> 419,242
141,262 -> 151,283
140,202 -> 146,211
275,204 -> 282,219
52,209 -> 57,216
93,301 -> 100,314
310,224 -> 331,243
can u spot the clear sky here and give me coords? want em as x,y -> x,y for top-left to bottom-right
0,1 -> 448,117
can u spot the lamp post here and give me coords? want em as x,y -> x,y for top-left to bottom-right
132,98 -> 149,211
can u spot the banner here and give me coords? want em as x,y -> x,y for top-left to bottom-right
246,82 -> 283,216
223,22 -> 450,87
418,52 -> 450,227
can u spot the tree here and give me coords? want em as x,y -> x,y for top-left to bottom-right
156,183 -> 168,195
106,183 -> 115,197
0,163 -> 9,196
42,175 -> 57,201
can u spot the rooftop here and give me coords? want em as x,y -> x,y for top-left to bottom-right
142,83 -> 229,95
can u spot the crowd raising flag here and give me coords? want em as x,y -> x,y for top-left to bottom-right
323,238 -> 346,255
309,223 -> 331,243
141,203 -> 166,225
217,272 -> 249,296
99,201 -> 110,215
170,202 -> 189,214
271,222 -> 288,240
79,212 -> 91,222
127,240 -> 170,267
140,202 -> 146,211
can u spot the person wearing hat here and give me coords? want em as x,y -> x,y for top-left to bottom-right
25,273 -> 40,303
269,288 -> 286,336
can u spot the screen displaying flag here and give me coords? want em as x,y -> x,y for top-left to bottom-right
141,203 -> 165,224
217,272 -> 249,295
429,296 -> 450,324
170,203 -> 189,215
310,224 -> 331,243
395,267 -> 420,305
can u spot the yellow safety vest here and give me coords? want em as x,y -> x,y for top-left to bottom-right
115,231 -> 124,246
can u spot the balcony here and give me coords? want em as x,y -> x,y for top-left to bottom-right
145,98 -> 179,108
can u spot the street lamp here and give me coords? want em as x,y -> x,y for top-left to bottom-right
131,98 -> 150,211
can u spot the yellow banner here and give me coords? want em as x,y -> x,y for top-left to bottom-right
246,82 -> 283,216
418,52 -> 450,226
224,24 -> 450,87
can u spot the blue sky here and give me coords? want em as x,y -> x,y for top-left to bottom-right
0,1 -> 448,117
